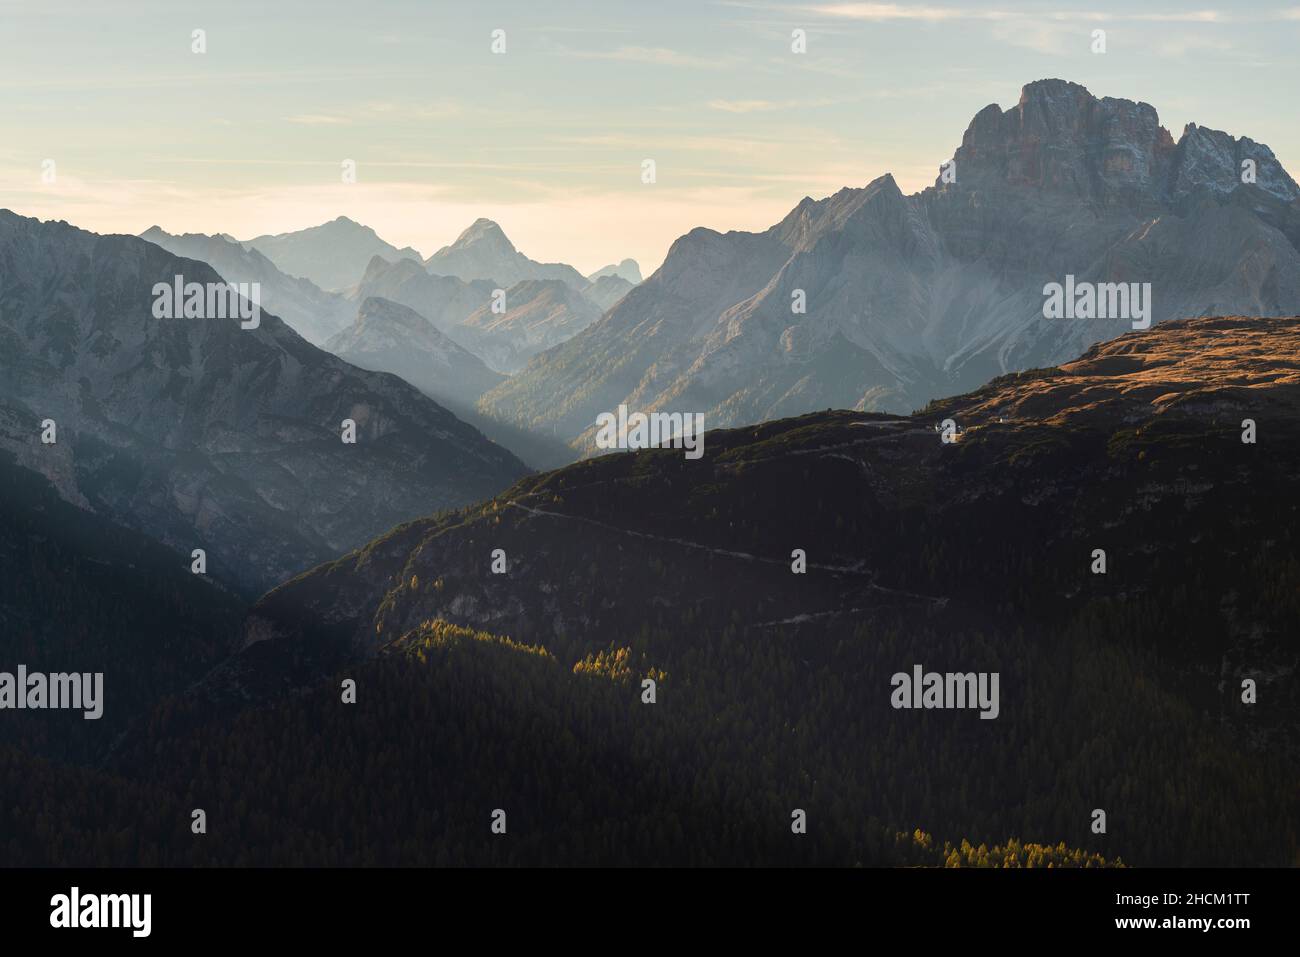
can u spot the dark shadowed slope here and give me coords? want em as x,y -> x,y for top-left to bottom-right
228,315 -> 1300,865
0,453 -> 246,764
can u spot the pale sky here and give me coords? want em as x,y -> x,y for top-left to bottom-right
2,0 -> 1298,275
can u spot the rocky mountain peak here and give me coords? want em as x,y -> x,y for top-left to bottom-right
1171,123 -> 1300,204
951,79 -> 1176,205
451,218 -> 516,254
945,78 -> 1299,213
587,258 -> 643,284
426,218 -> 587,290
361,253 -> 424,285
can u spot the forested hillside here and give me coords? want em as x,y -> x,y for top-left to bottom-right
11,621 -> 1113,867
0,454 -> 246,764
233,317 -> 1300,866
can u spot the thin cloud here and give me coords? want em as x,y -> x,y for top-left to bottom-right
707,97 -> 835,112
286,114 -> 350,126
787,3 -> 1232,23
800,3 -> 1013,20
565,45 -> 737,69
1154,34 -> 1237,57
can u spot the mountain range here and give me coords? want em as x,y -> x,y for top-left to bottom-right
244,216 -> 424,292
140,226 -> 355,346
6,74 -> 1299,869
143,219 -> 636,382
479,79 -> 1300,454
351,256 -> 613,374
0,211 -> 527,594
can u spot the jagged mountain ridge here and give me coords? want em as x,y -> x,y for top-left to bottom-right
143,221 -> 612,384
351,258 -> 606,374
480,79 -> 1300,453
244,215 -> 424,292
351,255 -> 497,330
588,259 -> 642,284
582,273 -> 636,312
458,278 -> 604,373
425,217 -> 588,290
140,226 -> 354,346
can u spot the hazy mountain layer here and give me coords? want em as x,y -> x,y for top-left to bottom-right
457,278 -> 603,373
425,218 -> 588,290
0,210 -> 528,593
582,274 -> 635,312
588,259 -> 642,284
140,226 -> 354,346
325,296 -> 505,409
245,216 -> 423,292
352,259 -> 603,374
481,79 -> 1300,454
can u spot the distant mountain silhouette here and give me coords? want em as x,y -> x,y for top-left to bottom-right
245,216 -> 424,292
582,273 -> 635,312
588,258 -> 642,284
325,296 -> 505,409
425,218 -> 588,290
141,226 -> 353,346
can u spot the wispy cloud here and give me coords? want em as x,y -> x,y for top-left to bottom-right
988,19 -> 1074,55
707,96 -> 835,113
553,132 -> 788,155
286,114 -> 350,126
801,3 -> 1012,21
564,45 -> 737,69
285,100 -> 462,126
791,4 -> 1229,22
1153,34 -> 1236,58
774,2 -> 1300,24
